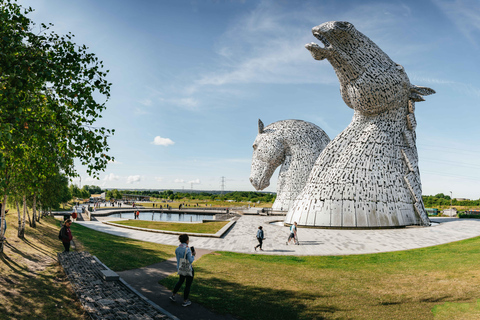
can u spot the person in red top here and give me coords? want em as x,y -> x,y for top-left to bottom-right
59,219 -> 73,252
135,210 -> 140,219
71,210 -> 77,222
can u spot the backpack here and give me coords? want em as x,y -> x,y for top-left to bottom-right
58,228 -> 63,240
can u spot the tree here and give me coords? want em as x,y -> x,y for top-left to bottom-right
0,0 -> 114,251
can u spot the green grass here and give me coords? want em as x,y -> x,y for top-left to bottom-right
0,215 -> 88,319
69,223 -> 175,271
160,238 -> 480,320
432,300 -> 480,319
109,220 -> 229,234
4,209 -> 480,320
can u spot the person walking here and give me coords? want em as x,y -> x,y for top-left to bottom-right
59,219 -> 73,252
170,234 -> 196,307
254,226 -> 265,251
71,210 -> 77,222
286,222 -> 298,245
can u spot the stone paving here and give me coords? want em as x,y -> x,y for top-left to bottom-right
77,215 -> 480,255
57,251 -> 175,320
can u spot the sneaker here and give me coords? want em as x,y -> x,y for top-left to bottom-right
169,295 -> 176,302
286,242 -> 288,245
182,300 -> 191,307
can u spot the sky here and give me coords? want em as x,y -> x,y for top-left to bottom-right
15,0 -> 480,199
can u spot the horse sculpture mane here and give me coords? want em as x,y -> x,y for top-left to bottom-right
285,21 -> 435,228
250,119 -> 330,211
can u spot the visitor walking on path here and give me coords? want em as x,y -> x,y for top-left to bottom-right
59,219 -> 73,252
286,222 -> 298,245
254,226 -> 265,251
170,234 -> 196,307
71,210 -> 77,222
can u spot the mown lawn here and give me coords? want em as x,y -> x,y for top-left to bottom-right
69,222 -> 175,271
3,212 -> 480,319
160,237 -> 480,320
109,220 -> 229,234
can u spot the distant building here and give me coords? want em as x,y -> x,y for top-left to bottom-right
455,198 -> 470,201
122,194 -> 150,201
443,208 -> 457,217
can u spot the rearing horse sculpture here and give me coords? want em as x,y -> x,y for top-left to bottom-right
285,21 -> 435,228
250,119 -> 330,211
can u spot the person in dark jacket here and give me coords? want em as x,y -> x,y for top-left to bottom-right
59,219 -> 73,252
254,226 -> 265,251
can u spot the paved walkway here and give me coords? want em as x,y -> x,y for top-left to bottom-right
77,216 -> 480,256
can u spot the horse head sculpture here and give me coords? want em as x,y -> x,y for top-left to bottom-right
250,119 -> 330,211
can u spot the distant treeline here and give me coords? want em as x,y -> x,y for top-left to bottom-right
423,193 -> 480,208
121,190 -> 276,203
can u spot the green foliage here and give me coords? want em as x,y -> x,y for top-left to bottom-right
122,190 -> 276,203
422,193 -> 480,208
0,0 -> 114,199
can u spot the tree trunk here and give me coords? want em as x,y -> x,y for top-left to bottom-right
21,199 -> 26,237
25,196 -> 33,228
0,194 -> 7,254
33,193 -> 39,223
17,200 -> 25,238
31,195 -> 37,227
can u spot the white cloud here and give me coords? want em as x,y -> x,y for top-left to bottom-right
127,175 -> 142,184
188,179 -> 201,184
170,98 -> 199,110
107,159 -> 122,164
140,98 -> 152,106
155,177 -> 164,182
174,179 -> 185,183
152,136 -> 175,146
104,173 -> 120,182
134,107 -> 150,115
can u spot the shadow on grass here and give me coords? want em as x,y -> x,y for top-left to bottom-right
0,252 -> 30,276
161,267 -> 341,320
0,264 -> 88,319
22,237 -> 54,257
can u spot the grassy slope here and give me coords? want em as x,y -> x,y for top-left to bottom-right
109,220 -> 229,234
0,214 -> 88,320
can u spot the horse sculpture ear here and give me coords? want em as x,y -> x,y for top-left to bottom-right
258,119 -> 264,134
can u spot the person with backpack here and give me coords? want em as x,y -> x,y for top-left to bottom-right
169,234 -> 196,307
59,219 -> 73,252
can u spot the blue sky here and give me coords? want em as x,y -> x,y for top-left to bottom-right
17,0 -> 480,199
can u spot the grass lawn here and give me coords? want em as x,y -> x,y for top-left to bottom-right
160,238 -> 480,320
70,222 -> 175,271
109,220 -> 229,234
0,214 -> 88,320
4,210 -> 480,319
